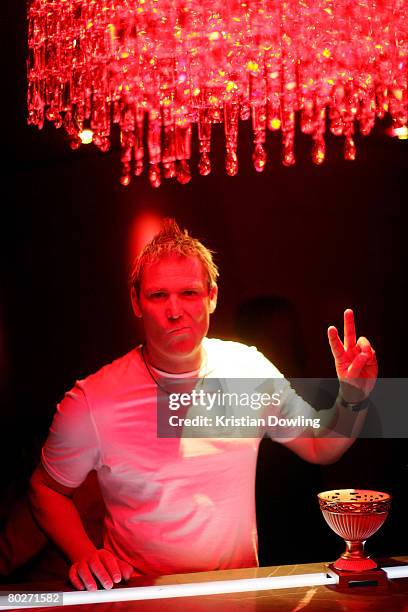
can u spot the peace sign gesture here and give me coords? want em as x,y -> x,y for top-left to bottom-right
327,309 -> 378,402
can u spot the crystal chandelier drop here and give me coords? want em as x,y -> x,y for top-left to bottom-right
27,0 -> 408,187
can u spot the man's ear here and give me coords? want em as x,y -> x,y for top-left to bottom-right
209,285 -> 218,314
131,287 -> 143,318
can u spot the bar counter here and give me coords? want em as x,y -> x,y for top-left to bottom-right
1,555 -> 408,611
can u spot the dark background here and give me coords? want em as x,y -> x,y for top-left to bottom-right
1,0 -> 407,578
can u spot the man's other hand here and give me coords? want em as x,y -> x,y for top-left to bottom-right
69,549 -> 134,591
327,308 -> 378,402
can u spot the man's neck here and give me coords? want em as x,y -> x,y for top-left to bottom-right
142,344 -> 204,374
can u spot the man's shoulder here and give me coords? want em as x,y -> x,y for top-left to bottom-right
77,346 -> 143,394
55,347 -> 145,422
204,337 -> 259,356
204,337 -> 283,377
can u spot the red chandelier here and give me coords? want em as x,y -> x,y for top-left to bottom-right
27,0 -> 408,187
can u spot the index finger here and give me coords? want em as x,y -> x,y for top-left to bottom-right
344,309 -> 356,351
327,325 -> 345,361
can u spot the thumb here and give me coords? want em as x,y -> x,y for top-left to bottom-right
347,352 -> 369,379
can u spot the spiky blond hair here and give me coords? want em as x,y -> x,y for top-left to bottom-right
130,219 -> 219,295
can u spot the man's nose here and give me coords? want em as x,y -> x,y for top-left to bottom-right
166,296 -> 182,320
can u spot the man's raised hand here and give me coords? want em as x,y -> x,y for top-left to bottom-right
327,308 -> 378,402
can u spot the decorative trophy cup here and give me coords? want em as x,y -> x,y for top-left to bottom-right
318,489 -> 391,575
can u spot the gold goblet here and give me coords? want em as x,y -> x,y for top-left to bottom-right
318,489 -> 391,572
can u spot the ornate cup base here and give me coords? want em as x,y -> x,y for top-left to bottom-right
332,538 -> 379,572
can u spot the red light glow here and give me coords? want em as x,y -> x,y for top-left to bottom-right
128,213 -> 164,269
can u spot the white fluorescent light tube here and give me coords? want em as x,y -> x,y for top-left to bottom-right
0,573 -> 337,610
383,565 -> 408,580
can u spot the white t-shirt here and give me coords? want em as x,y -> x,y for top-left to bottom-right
42,339 -> 315,576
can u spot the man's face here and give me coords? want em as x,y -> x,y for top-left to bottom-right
132,254 -> 217,371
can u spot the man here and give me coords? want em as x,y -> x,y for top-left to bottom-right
29,219 -> 377,591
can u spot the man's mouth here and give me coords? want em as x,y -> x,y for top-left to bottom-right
168,326 -> 190,334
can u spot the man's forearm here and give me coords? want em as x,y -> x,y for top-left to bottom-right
309,394 -> 369,463
29,483 -> 97,563
281,393 -> 369,465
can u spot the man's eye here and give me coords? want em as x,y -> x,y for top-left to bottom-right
150,292 -> 166,299
182,290 -> 198,296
